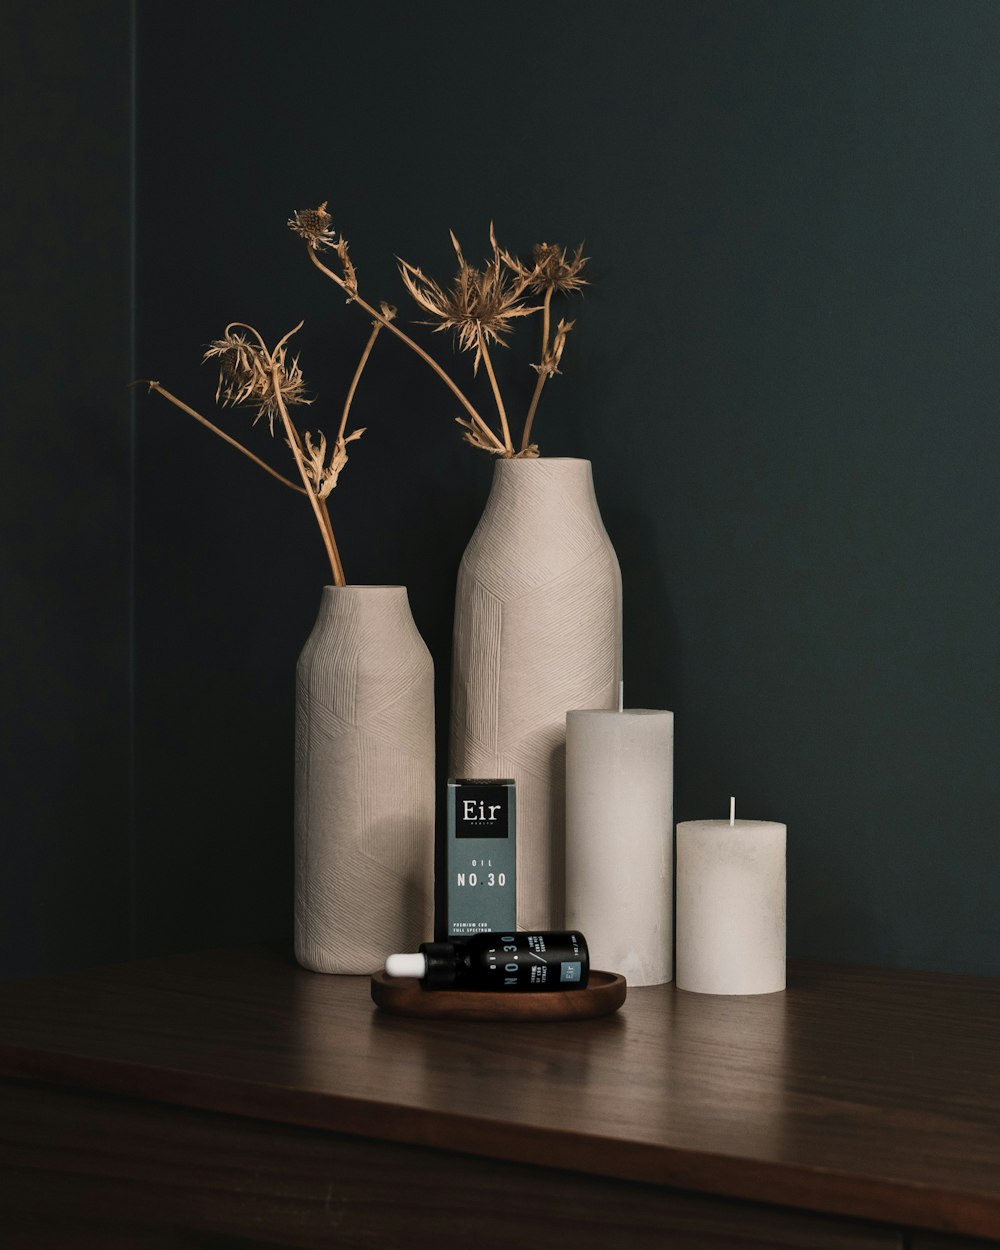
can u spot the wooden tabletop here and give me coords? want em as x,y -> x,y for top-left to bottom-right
1,946 -> 998,1240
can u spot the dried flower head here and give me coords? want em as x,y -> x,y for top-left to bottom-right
288,202 -> 337,251
399,227 -> 538,373
203,323 -> 312,433
505,241 -> 588,296
289,203 -> 358,297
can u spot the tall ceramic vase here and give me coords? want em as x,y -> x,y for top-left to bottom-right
295,585 -> 434,974
450,458 -> 622,930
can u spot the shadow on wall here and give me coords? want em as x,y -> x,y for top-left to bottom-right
601,503 -> 681,721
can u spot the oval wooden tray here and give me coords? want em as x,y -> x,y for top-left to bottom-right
370,969 -> 626,1022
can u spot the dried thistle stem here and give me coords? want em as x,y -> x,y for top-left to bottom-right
338,322 -> 381,445
521,287 -> 553,452
318,498 -> 346,587
477,329 -> 513,454
220,322 -> 347,582
139,380 -> 306,494
285,420 -> 346,579
271,363 -> 346,586
307,247 -> 506,453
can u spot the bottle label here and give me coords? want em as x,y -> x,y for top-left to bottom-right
473,932 -> 589,992
446,780 -> 516,939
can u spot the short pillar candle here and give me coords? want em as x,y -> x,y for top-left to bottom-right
676,810 -> 786,995
565,709 -> 673,986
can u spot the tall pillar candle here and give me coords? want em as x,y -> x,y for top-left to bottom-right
676,814 -> 786,995
565,709 -> 673,986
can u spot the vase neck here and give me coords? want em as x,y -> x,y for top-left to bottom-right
314,585 -> 414,629
488,458 -> 597,509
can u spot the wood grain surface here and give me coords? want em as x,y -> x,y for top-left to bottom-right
0,1081 -> 901,1249
0,946 -> 998,1240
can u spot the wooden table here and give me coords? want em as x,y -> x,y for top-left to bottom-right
0,946 -> 998,1248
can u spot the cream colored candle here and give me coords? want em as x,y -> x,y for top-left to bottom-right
676,806 -> 786,995
565,708 -> 673,986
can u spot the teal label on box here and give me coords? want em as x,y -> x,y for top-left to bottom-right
447,779 -> 516,939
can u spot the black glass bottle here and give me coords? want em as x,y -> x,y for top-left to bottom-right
385,931 -> 589,991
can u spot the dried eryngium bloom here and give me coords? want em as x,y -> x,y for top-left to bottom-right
290,203 -> 358,297
204,330 -> 258,403
531,242 -> 588,294
399,227 -> 538,374
505,241 -> 588,296
203,325 -> 312,433
288,202 -> 338,252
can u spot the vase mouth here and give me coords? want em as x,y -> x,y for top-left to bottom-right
493,456 -> 593,477
321,584 -> 407,592
496,456 -> 591,464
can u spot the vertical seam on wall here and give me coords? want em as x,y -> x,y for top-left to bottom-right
128,0 -> 138,960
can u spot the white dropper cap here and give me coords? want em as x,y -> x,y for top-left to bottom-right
385,952 -> 428,979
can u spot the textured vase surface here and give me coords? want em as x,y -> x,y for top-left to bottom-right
450,458 -> 622,930
295,585 -> 434,974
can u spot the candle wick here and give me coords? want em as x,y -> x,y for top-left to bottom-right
730,796 -> 736,826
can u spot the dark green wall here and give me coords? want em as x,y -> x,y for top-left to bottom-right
1,2 -> 133,978
133,0 -> 1000,975
4,1 -> 998,978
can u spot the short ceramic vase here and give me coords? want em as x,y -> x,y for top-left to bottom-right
450,458 -> 622,930
294,585 -> 435,973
